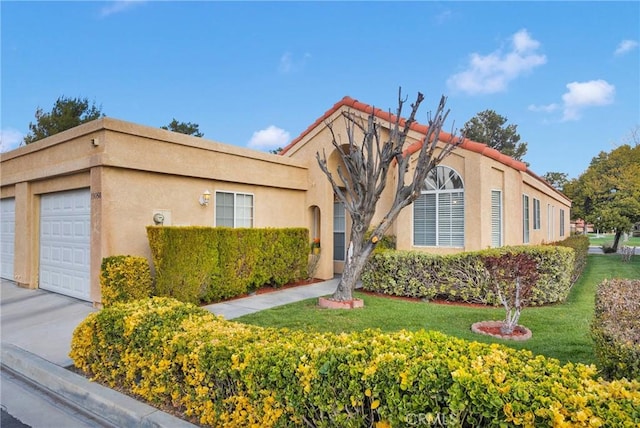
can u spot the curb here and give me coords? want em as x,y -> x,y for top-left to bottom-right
1,343 -> 197,428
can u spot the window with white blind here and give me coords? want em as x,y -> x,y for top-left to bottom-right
533,198 -> 541,230
215,192 -> 253,227
333,200 -> 346,261
491,190 -> 502,247
560,209 -> 565,237
413,166 -> 464,247
523,194 -> 530,244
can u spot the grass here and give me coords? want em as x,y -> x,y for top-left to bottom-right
237,254 -> 640,366
588,233 -> 640,247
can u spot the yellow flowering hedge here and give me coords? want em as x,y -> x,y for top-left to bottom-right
70,298 -> 640,427
100,255 -> 152,307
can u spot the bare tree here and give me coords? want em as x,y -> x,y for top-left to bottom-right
316,90 -> 462,302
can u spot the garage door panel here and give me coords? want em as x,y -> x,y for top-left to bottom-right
1,198 -> 16,280
40,189 -> 91,301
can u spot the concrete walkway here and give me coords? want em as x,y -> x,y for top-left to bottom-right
1,278 -> 337,427
204,278 -> 339,319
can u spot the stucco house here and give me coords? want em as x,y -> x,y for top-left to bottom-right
0,96 -> 571,304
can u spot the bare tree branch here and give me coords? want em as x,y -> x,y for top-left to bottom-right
316,89 -> 462,301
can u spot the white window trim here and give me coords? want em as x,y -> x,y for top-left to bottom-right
214,190 -> 254,228
412,166 -> 465,248
533,198 -> 541,230
333,200 -> 346,262
491,189 -> 503,248
522,194 -> 530,244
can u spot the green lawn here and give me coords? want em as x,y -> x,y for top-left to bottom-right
588,233 -> 640,247
237,254 -> 640,366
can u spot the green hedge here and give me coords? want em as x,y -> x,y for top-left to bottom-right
591,278 -> 640,381
147,227 -> 308,304
549,234 -> 590,284
100,255 -> 152,307
70,298 -> 640,427
362,246 -> 575,305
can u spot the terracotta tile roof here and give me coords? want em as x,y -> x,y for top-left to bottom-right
281,96 -> 569,201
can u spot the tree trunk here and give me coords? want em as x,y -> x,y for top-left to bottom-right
612,230 -> 622,252
332,252 -> 369,301
332,232 -> 373,301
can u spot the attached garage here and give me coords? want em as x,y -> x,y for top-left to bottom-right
1,198 -> 15,280
39,189 -> 91,301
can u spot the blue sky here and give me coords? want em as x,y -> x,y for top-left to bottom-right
2,1 -> 638,179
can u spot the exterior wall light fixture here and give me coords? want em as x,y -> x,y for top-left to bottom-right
199,190 -> 212,206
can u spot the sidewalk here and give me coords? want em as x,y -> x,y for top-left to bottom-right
1,278 -> 337,427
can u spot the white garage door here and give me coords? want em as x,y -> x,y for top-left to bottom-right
1,198 -> 16,280
40,189 -> 91,301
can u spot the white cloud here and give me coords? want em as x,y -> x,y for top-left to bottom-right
434,9 -> 453,25
528,103 -> 558,113
278,51 -> 311,74
614,39 -> 639,56
248,125 -> 290,150
0,128 -> 24,152
100,1 -> 146,18
561,80 -> 615,121
447,29 -> 547,95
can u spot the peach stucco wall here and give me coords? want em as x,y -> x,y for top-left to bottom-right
284,105 -> 571,258
0,118 -> 315,303
1,107 -> 571,304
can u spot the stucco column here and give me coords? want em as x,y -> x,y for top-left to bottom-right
90,167 -> 104,305
12,182 -> 37,288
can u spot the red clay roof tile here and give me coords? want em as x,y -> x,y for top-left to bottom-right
280,96 -> 569,202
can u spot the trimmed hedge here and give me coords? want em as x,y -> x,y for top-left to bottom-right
147,227 -> 308,304
100,255 -> 152,307
362,246 -> 575,306
70,297 -> 640,427
591,278 -> 640,381
549,234 -> 590,284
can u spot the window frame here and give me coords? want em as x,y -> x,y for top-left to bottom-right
333,200 -> 346,262
522,194 -> 530,244
413,166 -> 465,248
491,189 -> 503,248
214,191 -> 254,228
533,198 -> 541,230
547,204 -> 555,241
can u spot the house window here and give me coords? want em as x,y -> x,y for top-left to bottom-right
333,200 -> 346,261
491,190 -> 502,247
413,166 -> 464,247
560,209 -> 565,237
215,192 -> 253,227
523,194 -> 530,244
533,198 -> 541,230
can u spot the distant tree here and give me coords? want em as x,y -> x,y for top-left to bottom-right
161,119 -> 204,137
23,96 -> 104,144
541,171 -> 569,191
316,90 -> 461,302
563,144 -> 640,250
622,125 -> 639,147
268,147 -> 283,155
462,110 -> 528,161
